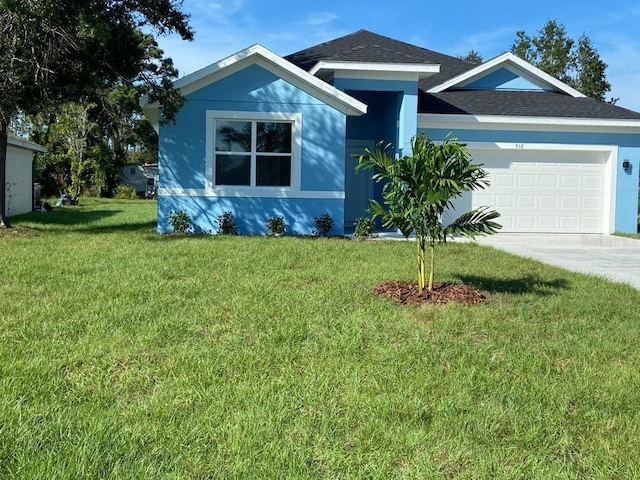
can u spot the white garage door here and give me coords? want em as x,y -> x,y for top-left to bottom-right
448,149 -> 610,233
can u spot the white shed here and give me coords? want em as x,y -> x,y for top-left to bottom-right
5,134 -> 46,216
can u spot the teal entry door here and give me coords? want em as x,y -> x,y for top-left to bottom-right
344,140 -> 374,229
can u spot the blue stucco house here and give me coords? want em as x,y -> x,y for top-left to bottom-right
144,30 -> 640,235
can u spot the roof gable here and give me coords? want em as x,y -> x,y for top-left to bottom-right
462,67 -> 546,91
428,52 -> 585,97
144,44 -> 367,123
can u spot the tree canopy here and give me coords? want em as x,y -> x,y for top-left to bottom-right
511,19 -> 611,101
0,0 -> 194,225
458,50 -> 484,64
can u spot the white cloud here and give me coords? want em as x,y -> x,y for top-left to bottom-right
443,26 -> 516,59
596,32 -> 640,110
304,12 -> 339,26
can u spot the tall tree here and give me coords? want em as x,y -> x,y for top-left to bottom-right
458,49 -> 484,64
511,19 -> 611,101
0,0 -> 193,226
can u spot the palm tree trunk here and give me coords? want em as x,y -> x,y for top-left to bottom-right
428,242 -> 435,291
417,238 -> 424,292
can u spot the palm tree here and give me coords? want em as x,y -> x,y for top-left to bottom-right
356,134 -> 501,292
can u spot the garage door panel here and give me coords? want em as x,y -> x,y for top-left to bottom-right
560,196 -> 579,209
518,175 -> 536,187
539,175 -> 558,188
561,176 -> 580,188
458,149 -> 608,233
582,197 -> 600,209
495,174 -> 515,187
539,196 -> 557,209
583,176 -> 602,189
517,195 -> 535,208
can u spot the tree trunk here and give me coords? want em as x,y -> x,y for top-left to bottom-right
428,242 -> 435,291
0,119 -> 10,228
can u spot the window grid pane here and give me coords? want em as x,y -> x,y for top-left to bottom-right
215,120 -> 251,152
256,122 -> 292,153
213,118 -> 294,188
256,156 -> 291,187
215,154 -> 251,185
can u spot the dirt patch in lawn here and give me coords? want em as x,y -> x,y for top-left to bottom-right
374,281 -> 485,306
0,225 -> 39,238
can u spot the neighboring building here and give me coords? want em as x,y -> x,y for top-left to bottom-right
120,163 -> 159,197
5,134 -> 46,216
144,30 -> 640,235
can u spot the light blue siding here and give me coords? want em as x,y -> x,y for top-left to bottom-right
616,147 -> 640,233
158,196 -> 344,235
420,127 -> 640,233
464,68 -> 546,91
158,63 -> 348,234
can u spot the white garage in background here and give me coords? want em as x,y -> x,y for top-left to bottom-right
446,143 -> 617,234
5,134 -> 47,217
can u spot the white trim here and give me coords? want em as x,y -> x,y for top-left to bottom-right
465,141 -> 618,234
158,188 -> 345,199
206,110 -> 302,193
332,70 -> 424,82
310,61 -> 439,80
427,52 -> 586,97
170,44 -> 366,116
417,114 -> 640,133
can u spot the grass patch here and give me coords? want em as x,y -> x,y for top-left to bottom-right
2,199 -> 640,478
616,232 -> 640,240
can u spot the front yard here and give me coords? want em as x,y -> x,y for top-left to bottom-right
1,199 -> 639,478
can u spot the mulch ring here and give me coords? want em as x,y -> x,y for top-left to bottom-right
374,280 -> 486,306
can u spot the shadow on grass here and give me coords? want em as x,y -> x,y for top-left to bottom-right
458,274 -> 570,296
16,208 -> 121,227
12,209 -> 157,234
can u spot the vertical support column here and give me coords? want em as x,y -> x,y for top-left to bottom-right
397,87 -> 418,157
615,148 -> 639,233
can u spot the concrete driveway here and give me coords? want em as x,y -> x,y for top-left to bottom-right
476,234 -> 640,290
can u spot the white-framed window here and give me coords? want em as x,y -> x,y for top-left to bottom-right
206,111 -> 302,194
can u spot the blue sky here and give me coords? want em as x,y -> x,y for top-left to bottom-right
156,0 -> 640,112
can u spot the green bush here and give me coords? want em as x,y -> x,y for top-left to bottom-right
167,210 -> 192,233
114,185 -> 138,199
313,213 -> 334,237
266,216 -> 286,235
354,217 -> 375,239
216,211 -> 239,235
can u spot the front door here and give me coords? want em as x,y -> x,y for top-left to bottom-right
344,140 -> 374,229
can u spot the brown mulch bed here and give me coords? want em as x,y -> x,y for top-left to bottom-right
374,280 -> 486,306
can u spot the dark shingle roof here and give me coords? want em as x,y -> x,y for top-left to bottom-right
419,90 -> 640,120
286,30 -> 640,121
285,29 -> 473,89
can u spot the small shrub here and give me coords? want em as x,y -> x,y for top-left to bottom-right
354,217 -> 375,239
216,211 -> 239,235
167,210 -> 192,233
266,216 -> 286,235
114,184 -> 138,199
313,213 -> 334,237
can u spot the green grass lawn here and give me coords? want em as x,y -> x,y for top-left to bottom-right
2,199 -> 640,479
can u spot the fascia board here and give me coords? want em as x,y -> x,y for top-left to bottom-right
309,61 -> 440,79
417,113 -> 640,133
428,52 -> 586,98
